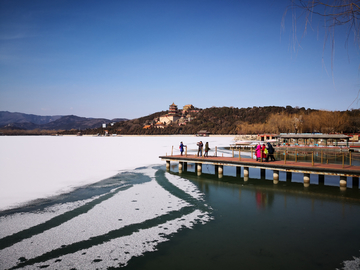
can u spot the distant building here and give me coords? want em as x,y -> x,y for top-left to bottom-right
143,125 -> 152,129
178,116 -> 187,126
155,122 -> 166,129
169,103 -> 178,115
183,104 -> 194,111
197,130 -> 210,137
159,103 -> 181,125
189,109 -> 200,113
257,134 -> 277,141
349,134 -> 359,142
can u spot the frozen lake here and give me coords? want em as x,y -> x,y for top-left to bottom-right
0,135 -> 234,211
0,136 -> 360,269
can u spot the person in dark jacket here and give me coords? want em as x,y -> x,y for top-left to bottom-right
197,141 -> 203,157
204,142 -> 210,157
179,142 -> 184,156
266,142 -> 276,161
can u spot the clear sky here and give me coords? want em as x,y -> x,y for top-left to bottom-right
0,0 -> 359,119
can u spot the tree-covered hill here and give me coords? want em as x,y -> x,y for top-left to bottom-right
63,106 -> 340,135
7,105 -> 356,136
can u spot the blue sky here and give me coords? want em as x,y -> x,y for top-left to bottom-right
0,0 -> 359,119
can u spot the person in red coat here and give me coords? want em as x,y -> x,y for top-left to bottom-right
261,144 -> 267,161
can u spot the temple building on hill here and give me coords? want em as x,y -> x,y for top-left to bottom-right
153,102 -> 197,127
159,102 -> 181,125
182,104 -> 194,111
168,103 -> 178,115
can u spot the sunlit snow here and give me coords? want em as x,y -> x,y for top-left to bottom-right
0,135 -> 231,269
0,135 -> 234,211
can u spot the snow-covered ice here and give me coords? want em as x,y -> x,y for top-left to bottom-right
0,135 -> 231,269
0,135 -> 234,211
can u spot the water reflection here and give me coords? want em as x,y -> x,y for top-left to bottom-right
169,168 -> 360,212
255,191 -> 274,209
157,167 -> 360,270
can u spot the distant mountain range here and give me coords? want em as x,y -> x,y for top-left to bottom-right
0,111 -> 128,130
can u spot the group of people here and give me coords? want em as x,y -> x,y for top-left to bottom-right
179,141 -> 275,161
255,142 -> 275,162
196,141 -> 210,157
179,141 -> 210,157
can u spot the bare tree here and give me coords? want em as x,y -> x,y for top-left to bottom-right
283,0 -> 360,49
283,0 -> 360,107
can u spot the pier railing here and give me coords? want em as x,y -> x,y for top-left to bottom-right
168,145 -> 360,168
275,150 -> 360,168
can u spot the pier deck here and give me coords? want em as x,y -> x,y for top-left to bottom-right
159,154 -> 360,188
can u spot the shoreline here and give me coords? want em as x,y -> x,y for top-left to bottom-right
60,134 -> 236,137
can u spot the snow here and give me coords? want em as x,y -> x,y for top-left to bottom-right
0,167 -> 214,269
0,135 -> 234,211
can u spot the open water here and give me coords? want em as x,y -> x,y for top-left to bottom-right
1,163 -> 360,269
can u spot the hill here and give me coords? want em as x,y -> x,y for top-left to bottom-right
0,111 -> 62,128
0,111 -> 128,133
65,106 -> 360,135
3,106 -> 360,135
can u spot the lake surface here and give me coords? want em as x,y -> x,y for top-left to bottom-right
1,163 -> 360,270
126,166 -> 360,270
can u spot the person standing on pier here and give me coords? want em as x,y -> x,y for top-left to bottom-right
204,142 -> 210,157
255,144 -> 261,161
266,142 -> 276,161
179,142 -> 185,156
262,144 -> 267,161
197,141 -> 203,157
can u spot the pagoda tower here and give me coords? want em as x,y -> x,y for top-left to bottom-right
168,103 -> 178,115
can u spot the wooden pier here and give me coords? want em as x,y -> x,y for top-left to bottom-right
159,154 -> 360,190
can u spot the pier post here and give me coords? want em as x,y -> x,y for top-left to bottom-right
215,165 -> 219,174
166,160 -> 170,170
303,173 -> 310,187
353,177 -> 359,188
312,152 -> 314,166
319,175 -> 325,185
273,170 -> 279,184
236,166 -> 241,177
244,167 -> 249,177
218,165 -> 223,178
286,172 -> 292,182
260,169 -> 265,179
178,162 -> 183,173
184,162 -> 187,172
196,163 -> 202,175
340,176 -> 347,189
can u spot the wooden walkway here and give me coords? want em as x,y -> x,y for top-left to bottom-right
160,154 -> 360,176
159,154 -> 360,188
